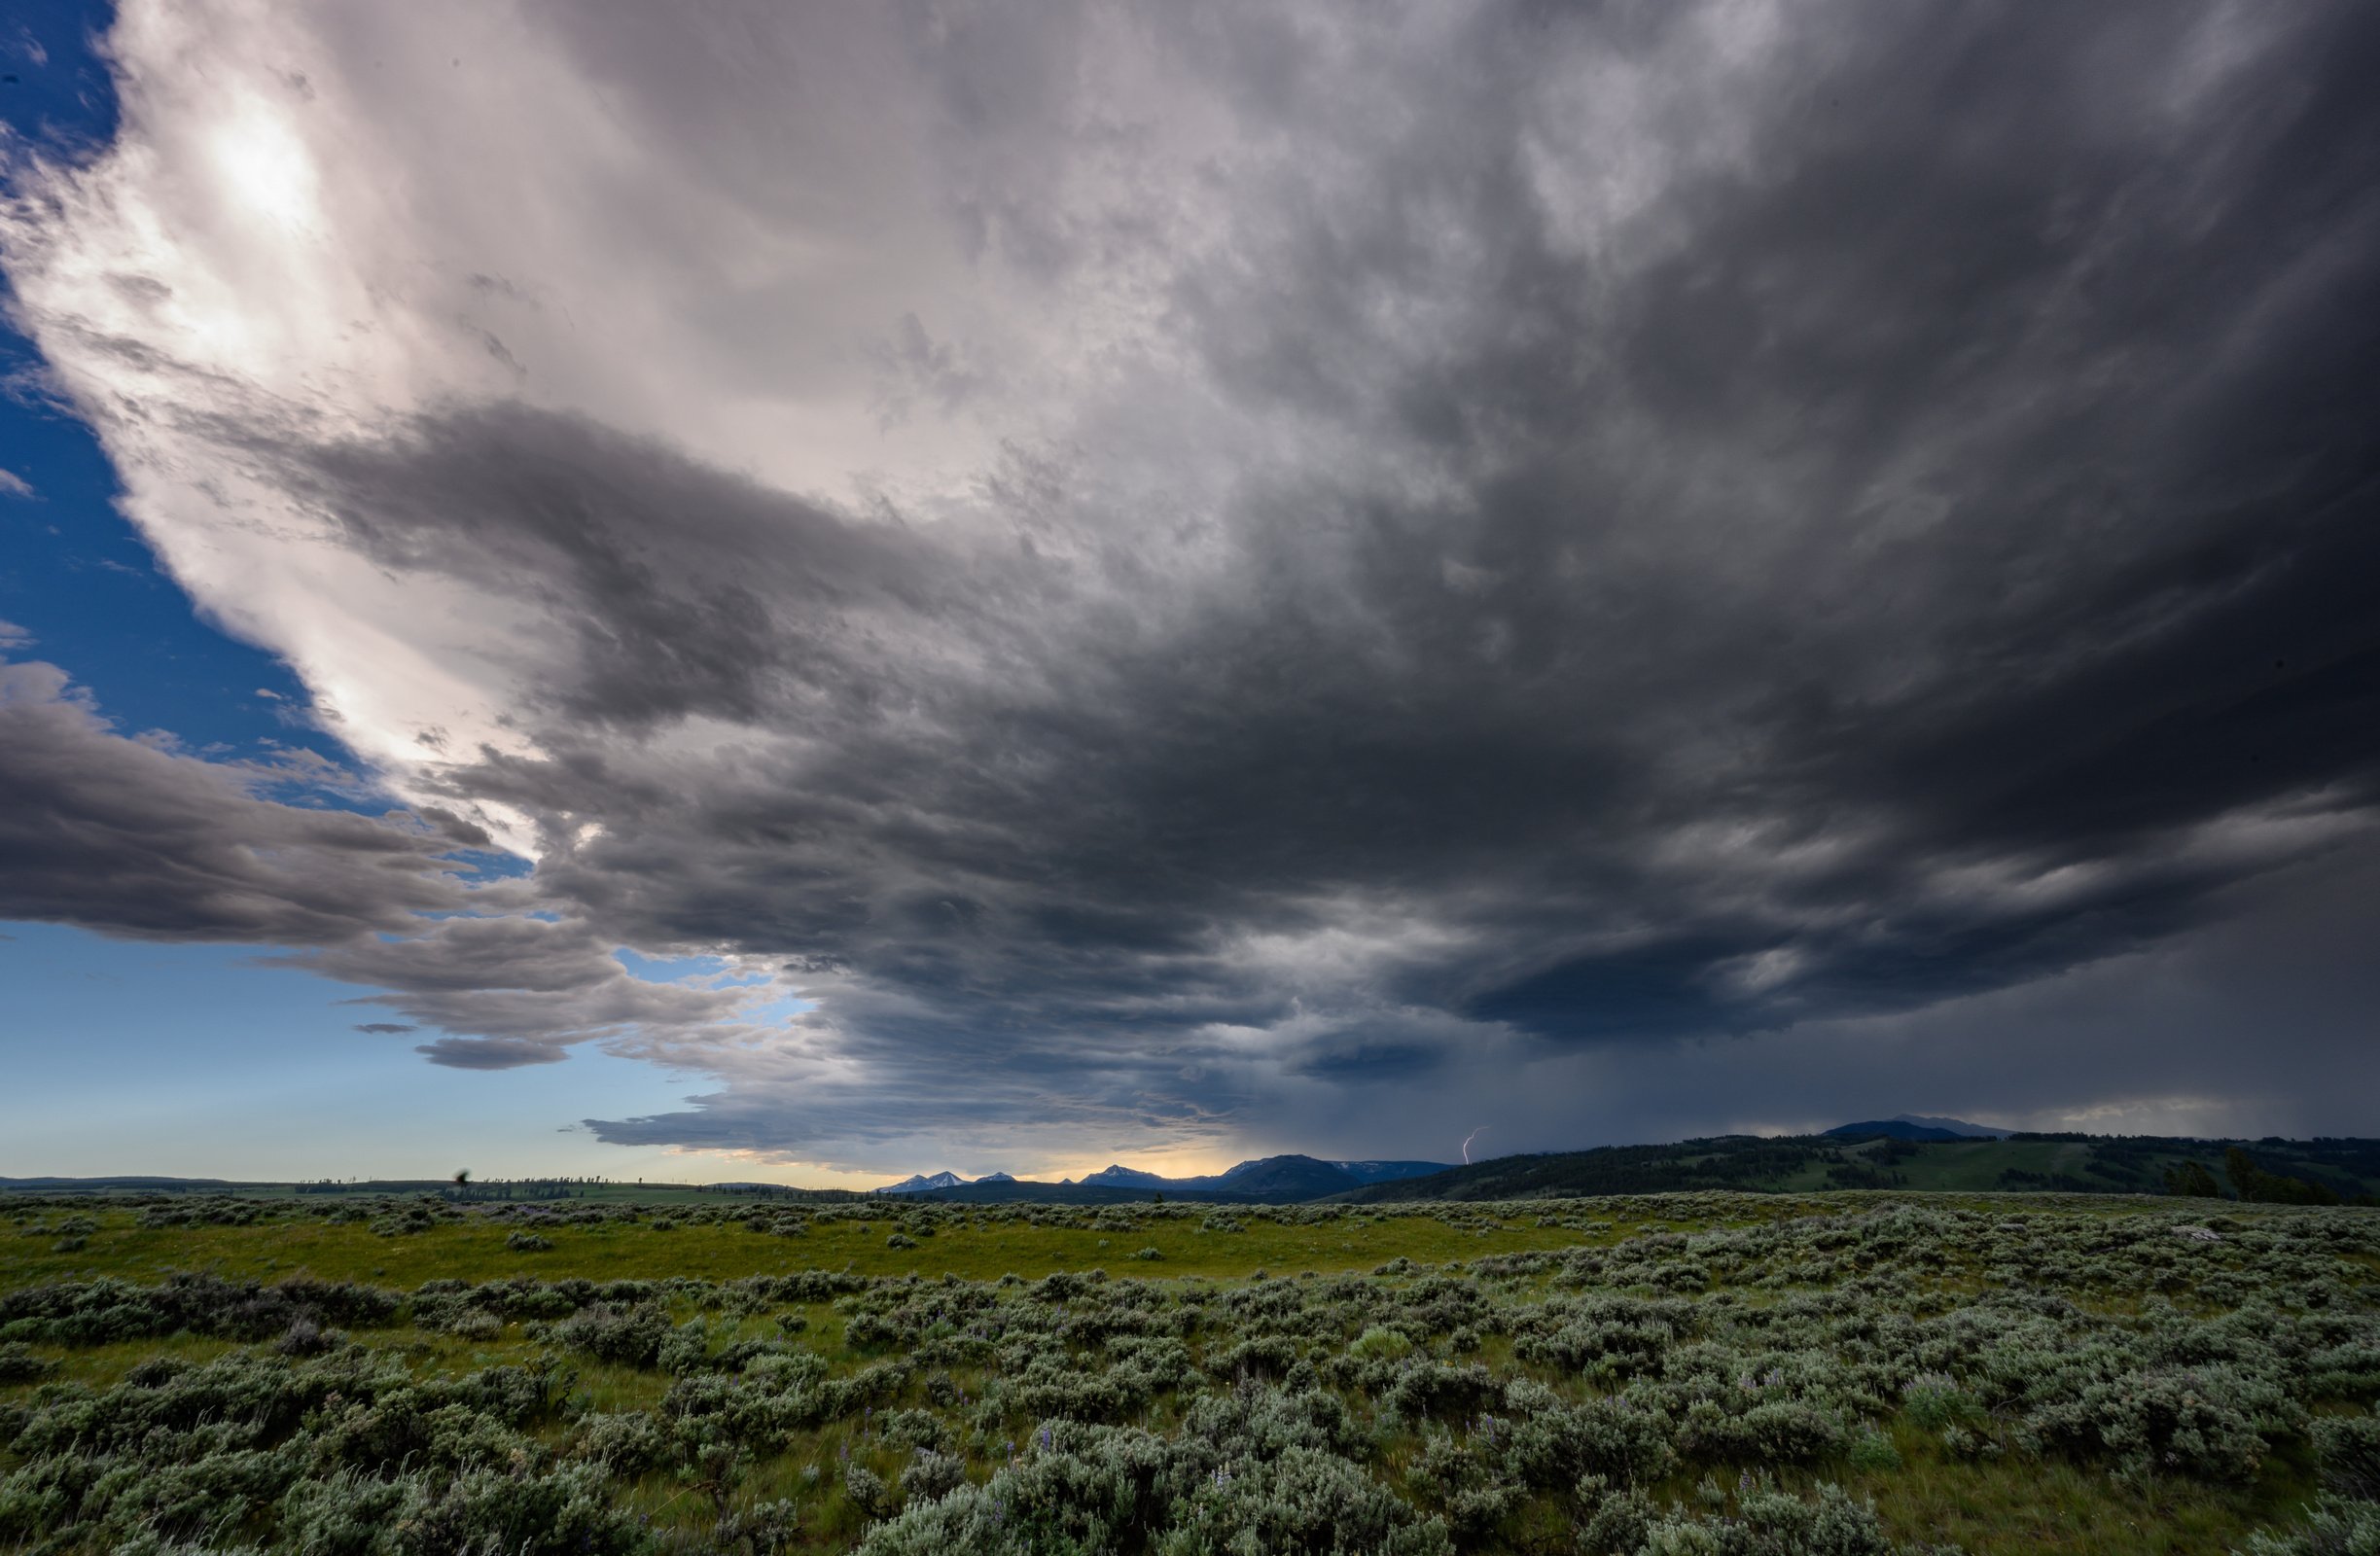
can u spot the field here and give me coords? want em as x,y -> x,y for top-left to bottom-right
4,1191 -> 2377,1555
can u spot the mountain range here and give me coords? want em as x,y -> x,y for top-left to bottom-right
9,1128 -> 2376,1206
865,1123 -> 2380,1206
870,1126 -> 2022,1197
871,1154 -> 1447,1199
1822,1114 -> 2011,1142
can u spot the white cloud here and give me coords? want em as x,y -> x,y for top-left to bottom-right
0,2 -> 1272,822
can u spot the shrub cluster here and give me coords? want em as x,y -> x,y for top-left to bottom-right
1,1194 -> 2374,1552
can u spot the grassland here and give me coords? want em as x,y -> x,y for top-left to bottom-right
0,1203 -> 1582,1291
4,1189 -> 2376,1554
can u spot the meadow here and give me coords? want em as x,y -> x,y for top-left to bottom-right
3,1190 -> 2376,1554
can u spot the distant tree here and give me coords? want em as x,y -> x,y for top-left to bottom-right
2224,1147 -> 2262,1200
2225,1147 -> 2341,1205
2163,1160 -> 2221,1198
452,1168 -> 472,1202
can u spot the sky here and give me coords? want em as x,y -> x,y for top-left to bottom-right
2,0 -> 2377,1186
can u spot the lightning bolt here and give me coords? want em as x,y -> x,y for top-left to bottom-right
1462,1125 -> 1489,1165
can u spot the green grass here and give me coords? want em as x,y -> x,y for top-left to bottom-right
1855,1448 -> 2315,1554
4,1190 -> 2374,1555
2,1205 -> 1590,1291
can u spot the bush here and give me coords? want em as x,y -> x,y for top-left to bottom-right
1506,1394 -> 1678,1487
378,1461 -> 655,1556
658,1318 -> 716,1375
1167,1441 -> 1455,1555
900,1448 -> 967,1503
2314,1410 -> 2380,1502
273,1317 -> 342,1357
2021,1362 -> 2290,1481
714,1497 -> 802,1556
2238,1496 -> 2380,1556
1640,1483 -> 1901,1556
555,1303 -> 670,1368
1847,1429 -> 1902,1471
574,1411 -> 666,1474
845,1461 -> 895,1519
2,1189 -> 2375,1554
1900,1374 -> 1978,1431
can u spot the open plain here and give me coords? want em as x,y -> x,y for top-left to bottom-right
5,1190 -> 2377,1554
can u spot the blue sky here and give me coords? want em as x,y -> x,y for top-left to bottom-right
0,286 -> 732,1179
3,1 -> 2376,1184
0,4 -> 791,1185
2,5 -> 312,755
0,2 -> 360,1174
0,923 -> 710,1182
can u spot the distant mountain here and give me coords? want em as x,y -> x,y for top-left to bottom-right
1825,1120 -> 1968,1142
884,1154 -> 1452,1204
901,1180 -> 1269,1206
874,1170 -> 968,1194
1079,1164 -> 1175,1189
1208,1156 -> 1450,1196
1096,1154 -> 1451,1196
1208,1156 -> 1375,1198
1893,1114 -> 2010,1139
1823,1117 -> 2011,1142
1330,1160 -> 1454,1185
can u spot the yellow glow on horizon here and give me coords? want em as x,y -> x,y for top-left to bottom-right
647,1143 -> 1247,1192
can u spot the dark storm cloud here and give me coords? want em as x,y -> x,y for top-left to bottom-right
11,1 -> 2379,1164
212,0 -> 2380,1161
0,657 -> 476,941
0,653 -> 781,1067
284,404 -> 1026,735
414,1036 -> 569,1070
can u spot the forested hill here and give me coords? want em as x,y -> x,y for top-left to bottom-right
1335,1132 -> 2380,1204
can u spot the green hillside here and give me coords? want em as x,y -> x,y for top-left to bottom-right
1341,1132 -> 2380,1203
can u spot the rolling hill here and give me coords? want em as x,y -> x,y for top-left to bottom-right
1335,1132 -> 2380,1204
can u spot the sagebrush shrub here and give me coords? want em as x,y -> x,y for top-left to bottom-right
2,1191 -> 2375,1553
